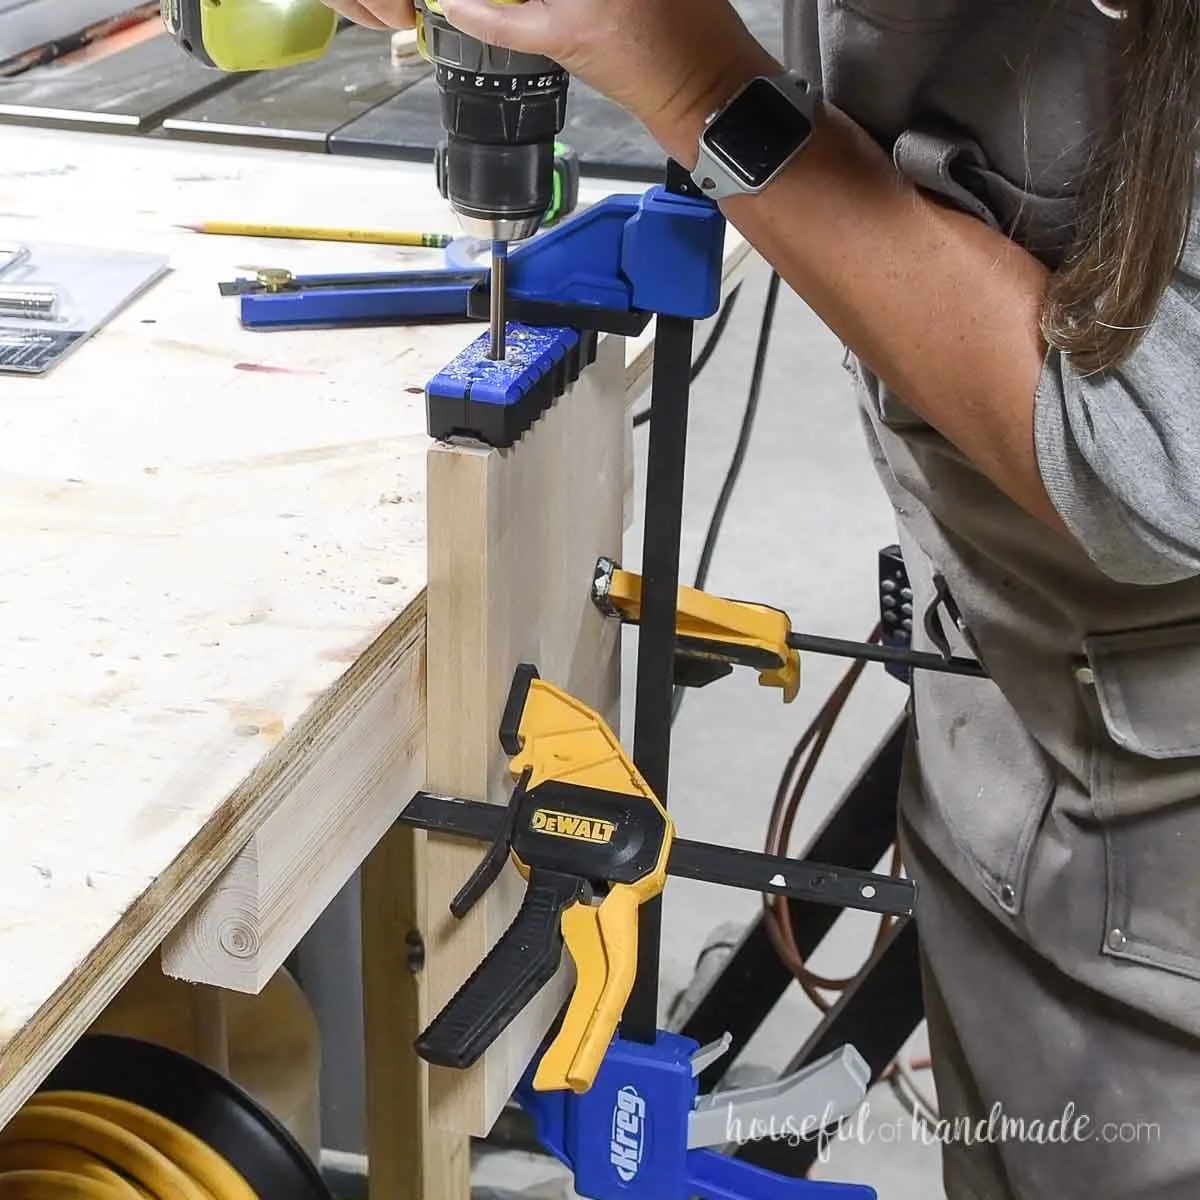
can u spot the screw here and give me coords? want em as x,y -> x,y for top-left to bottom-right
256,268 -> 294,293
591,557 -> 620,617
406,930 -> 426,973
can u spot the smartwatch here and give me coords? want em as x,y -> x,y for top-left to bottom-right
691,72 -> 821,201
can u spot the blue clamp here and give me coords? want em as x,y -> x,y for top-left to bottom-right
427,185 -> 727,446
515,1032 -> 877,1200
493,186 -> 728,329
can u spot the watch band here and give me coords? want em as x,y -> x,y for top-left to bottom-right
691,71 -> 820,202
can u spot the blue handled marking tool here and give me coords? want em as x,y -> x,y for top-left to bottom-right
218,262 -> 488,330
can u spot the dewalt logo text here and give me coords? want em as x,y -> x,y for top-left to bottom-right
530,809 -> 616,845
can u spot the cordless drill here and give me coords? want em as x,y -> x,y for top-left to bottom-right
164,0 -> 570,359
415,0 -> 569,356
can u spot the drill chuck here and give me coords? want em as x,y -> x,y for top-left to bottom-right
438,137 -> 554,241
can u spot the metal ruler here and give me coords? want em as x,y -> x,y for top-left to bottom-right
0,328 -> 85,373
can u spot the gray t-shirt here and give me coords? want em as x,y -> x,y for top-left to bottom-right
784,0 -> 1200,586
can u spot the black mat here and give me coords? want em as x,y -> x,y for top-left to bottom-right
160,25 -> 431,151
0,0 -> 136,63
0,32 -> 236,131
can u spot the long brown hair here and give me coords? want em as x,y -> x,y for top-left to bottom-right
1041,0 -> 1200,374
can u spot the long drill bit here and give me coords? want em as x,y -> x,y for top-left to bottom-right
489,241 -> 508,360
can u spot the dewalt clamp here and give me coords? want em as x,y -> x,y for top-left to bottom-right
398,665 -> 916,1094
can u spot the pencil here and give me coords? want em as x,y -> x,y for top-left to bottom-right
180,222 -> 454,249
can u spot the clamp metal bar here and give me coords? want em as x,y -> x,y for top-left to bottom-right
625,308 -> 696,1043
787,630 -> 986,678
397,791 -> 916,920
626,163 -> 728,1044
669,840 -> 913,917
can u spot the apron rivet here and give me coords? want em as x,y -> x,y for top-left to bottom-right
1108,928 -> 1127,950
1076,666 -> 1096,686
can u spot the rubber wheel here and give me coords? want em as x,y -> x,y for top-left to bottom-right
40,1033 -> 333,1200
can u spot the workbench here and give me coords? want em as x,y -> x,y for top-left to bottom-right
0,124 -> 750,1198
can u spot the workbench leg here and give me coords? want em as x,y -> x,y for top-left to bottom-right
363,824 -> 471,1200
188,985 -> 231,1076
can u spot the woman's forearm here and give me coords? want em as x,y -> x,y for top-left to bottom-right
646,67 -> 1065,533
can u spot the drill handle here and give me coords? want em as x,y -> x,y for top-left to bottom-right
415,870 -> 585,1070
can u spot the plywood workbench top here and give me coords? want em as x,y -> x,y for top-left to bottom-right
0,124 -> 654,1127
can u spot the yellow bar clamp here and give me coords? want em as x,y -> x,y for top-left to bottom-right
507,677 -> 673,1093
594,559 -> 801,703
410,667 -> 673,1095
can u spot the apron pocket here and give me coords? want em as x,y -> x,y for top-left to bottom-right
910,668 -> 1056,915
1083,622 -> 1200,981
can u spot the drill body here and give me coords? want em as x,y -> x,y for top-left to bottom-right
416,2 -> 570,243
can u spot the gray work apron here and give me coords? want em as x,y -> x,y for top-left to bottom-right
783,2 -> 1200,1196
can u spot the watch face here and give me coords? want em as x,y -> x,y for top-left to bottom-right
705,78 -> 813,189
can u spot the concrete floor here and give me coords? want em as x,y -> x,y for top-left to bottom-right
473,259 -> 947,1198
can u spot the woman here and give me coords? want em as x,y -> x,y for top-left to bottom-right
327,1 -> 1200,1195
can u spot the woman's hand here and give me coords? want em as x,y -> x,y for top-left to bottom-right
321,0 -> 413,31
437,0 -> 777,158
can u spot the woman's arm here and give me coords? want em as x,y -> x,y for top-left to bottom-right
645,63 -> 1064,532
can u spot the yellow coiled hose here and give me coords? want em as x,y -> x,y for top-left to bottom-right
0,1092 -> 257,1200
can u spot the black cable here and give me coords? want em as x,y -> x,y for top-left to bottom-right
632,283 -> 742,427
689,283 -> 743,385
672,270 -> 781,722
692,271 -> 779,594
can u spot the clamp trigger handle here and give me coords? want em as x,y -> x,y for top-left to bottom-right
415,870 -> 586,1071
